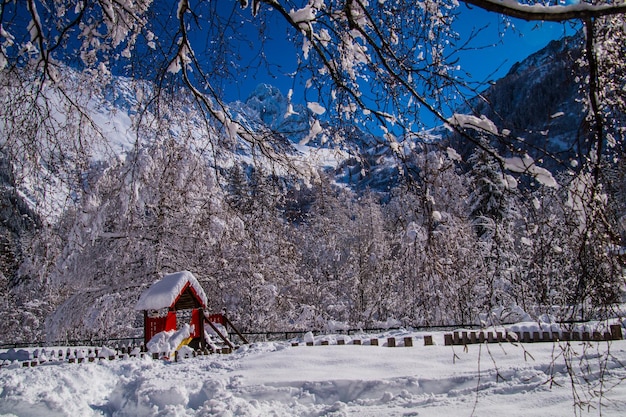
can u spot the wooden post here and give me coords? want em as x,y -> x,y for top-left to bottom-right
222,314 -> 249,345
371,338 -> 379,346
321,340 -> 329,346
385,338 -> 393,347
337,339 -> 345,345
353,339 -> 361,345
610,324 -> 623,340
404,337 -> 414,347
444,334 -> 453,346
424,335 -> 433,346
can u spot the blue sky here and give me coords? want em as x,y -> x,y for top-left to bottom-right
201,2 -> 579,130
453,5 -> 577,83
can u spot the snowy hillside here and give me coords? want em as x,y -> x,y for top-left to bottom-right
1,329 -> 625,416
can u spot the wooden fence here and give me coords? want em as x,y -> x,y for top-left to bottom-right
2,324 -> 623,368
443,324 -> 624,346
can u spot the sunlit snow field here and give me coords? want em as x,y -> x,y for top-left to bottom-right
1,329 -> 625,417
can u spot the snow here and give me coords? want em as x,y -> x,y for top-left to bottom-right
478,0 -> 626,17
504,155 -> 558,188
1,328 -> 625,416
306,101 -> 326,115
446,146 -> 462,162
135,271 -> 208,311
447,113 -> 499,135
146,324 -> 192,354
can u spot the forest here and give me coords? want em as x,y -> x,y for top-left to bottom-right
0,0 -> 625,343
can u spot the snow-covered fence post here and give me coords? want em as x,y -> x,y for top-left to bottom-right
610,324 -> 623,340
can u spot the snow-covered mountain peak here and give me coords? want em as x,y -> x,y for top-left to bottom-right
238,83 -> 311,143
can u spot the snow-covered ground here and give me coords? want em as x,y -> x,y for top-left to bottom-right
1,328 -> 625,417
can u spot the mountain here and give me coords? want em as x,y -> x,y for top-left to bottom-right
231,84 -> 311,144
448,33 -> 588,171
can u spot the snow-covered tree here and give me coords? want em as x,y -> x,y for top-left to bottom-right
1,0 -> 625,343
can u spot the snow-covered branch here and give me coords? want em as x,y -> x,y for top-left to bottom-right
462,0 -> 626,22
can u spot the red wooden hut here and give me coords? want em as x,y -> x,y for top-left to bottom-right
135,271 -> 209,349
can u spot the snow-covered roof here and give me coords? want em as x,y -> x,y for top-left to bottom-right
135,271 -> 208,311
